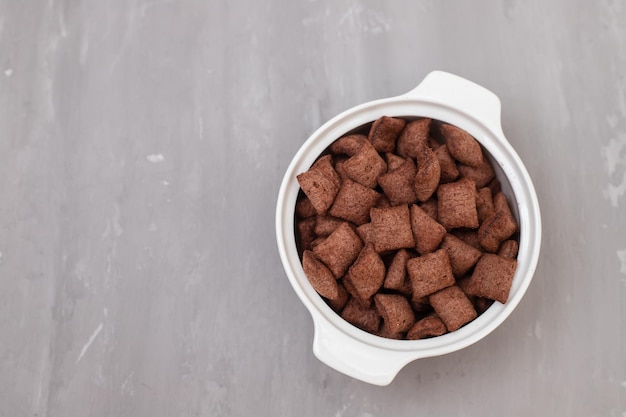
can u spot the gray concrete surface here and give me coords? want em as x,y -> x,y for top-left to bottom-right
1,0 -> 625,415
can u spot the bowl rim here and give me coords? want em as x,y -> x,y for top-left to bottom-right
276,93 -> 542,355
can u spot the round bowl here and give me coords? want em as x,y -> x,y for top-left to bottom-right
275,71 -> 541,386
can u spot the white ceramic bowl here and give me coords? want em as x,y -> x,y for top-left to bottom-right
275,71 -> 541,386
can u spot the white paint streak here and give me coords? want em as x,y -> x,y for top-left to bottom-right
109,6 -> 138,71
146,154 -> 165,163
75,322 -> 103,364
602,134 -> 626,176
534,320 -> 543,340
620,380 -> 626,388
302,16 -> 316,27
602,132 -> 626,207
121,371 -> 135,396
104,241 -> 117,289
79,35 -> 89,66
101,220 -> 111,239
553,60 -> 571,128
334,404 -> 349,417
3,68 -> 12,77
618,77 -> 626,118
617,249 -> 626,274
337,4 -> 390,37
34,375 -> 43,410
604,172 -> 626,207
140,0 -> 177,18
112,203 -> 123,237
198,116 -> 204,140
58,9 -> 68,38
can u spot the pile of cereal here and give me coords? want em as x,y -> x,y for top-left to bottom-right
295,117 -> 519,340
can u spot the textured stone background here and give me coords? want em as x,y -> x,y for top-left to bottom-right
0,0 -> 624,416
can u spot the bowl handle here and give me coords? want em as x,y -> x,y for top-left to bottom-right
311,312 -> 416,386
405,71 -> 505,140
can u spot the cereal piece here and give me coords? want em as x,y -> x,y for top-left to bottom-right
329,134 -> 367,156
413,145 -> 441,202
370,205 -> 415,252
429,285 -> 477,332
375,195 -> 391,209
310,236 -> 325,249
440,124 -> 483,167
313,215 -> 342,237
464,253 -> 517,303
487,177 -> 501,195
376,322 -> 404,339
328,282 -> 349,312
473,296 -> 494,314
295,196 -> 317,219
311,154 -> 342,189
342,141 -> 387,188
341,297 -> 381,333
459,280 -> 496,313
486,190 -> 519,248
378,158 -> 417,206
458,156 -> 495,188
369,116 -> 406,153
410,204 -> 446,254
342,275 -> 366,306
385,152 -> 406,171
383,249 -> 412,295
455,275 -> 472,294
475,187 -> 495,224
297,217 -> 317,252
374,293 -> 416,334
347,243 -> 386,304
407,248 -> 455,301
478,208 -> 518,253
410,296 -> 432,314
440,234 -> 482,277
302,251 -> 339,300
406,314 -> 447,340
313,222 -> 363,278
451,229 -> 482,251
434,144 -> 459,183
356,222 -> 374,244
329,179 -> 381,225
419,198 -> 438,220
296,168 -> 339,215
437,178 -> 479,229
428,136 -> 442,150
397,118 -> 431,158
493,191 -> 514,215
334,158 -> 350,180
498,239 -> 519,259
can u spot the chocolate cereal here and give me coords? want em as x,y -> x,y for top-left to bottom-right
295,116 -> 520,339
